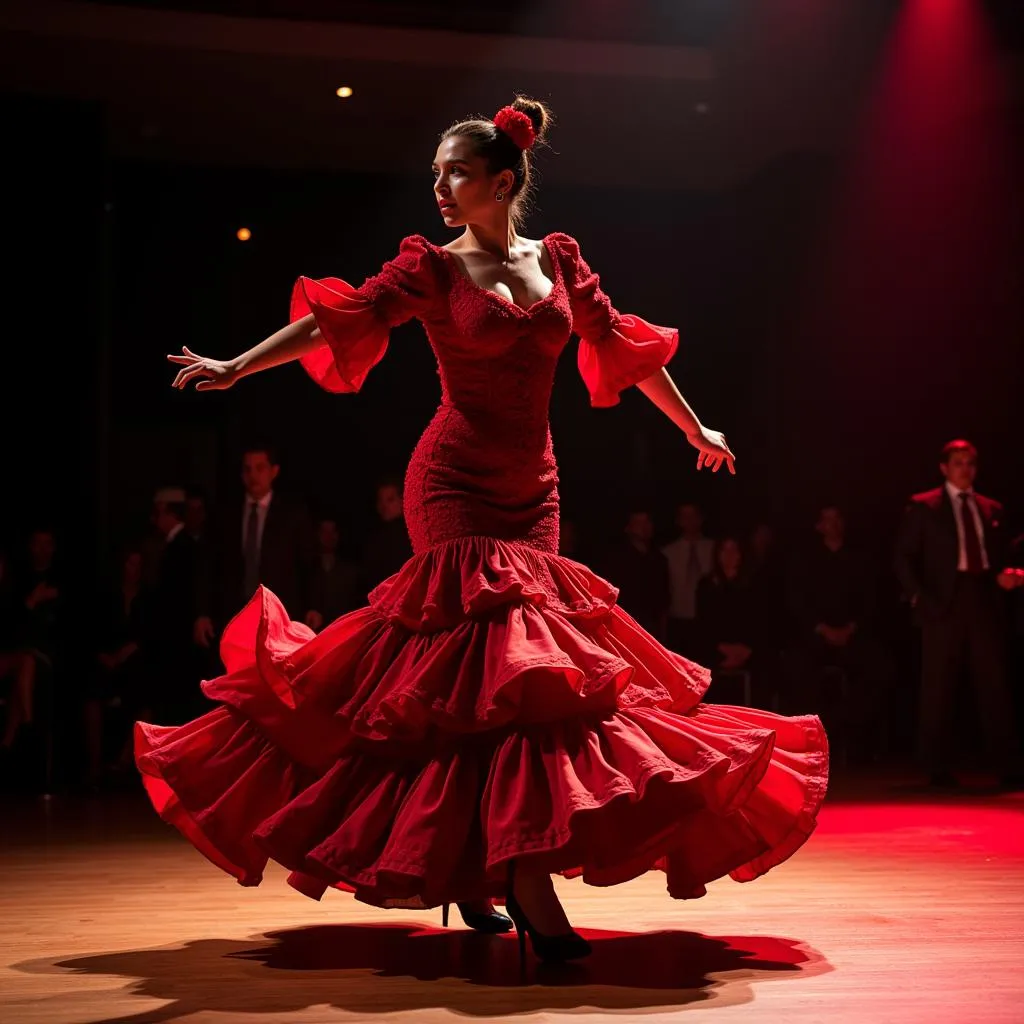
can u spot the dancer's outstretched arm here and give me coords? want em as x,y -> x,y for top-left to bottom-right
636,367 -> 736,474
169,313 -> 321,390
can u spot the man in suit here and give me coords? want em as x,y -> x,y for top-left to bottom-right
661,501 -> 715,659
895,439 -> 1024,788
150,487 -> 206,720
194,445 -> 320,649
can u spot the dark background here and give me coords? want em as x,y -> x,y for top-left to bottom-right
2,0 -> 1022,583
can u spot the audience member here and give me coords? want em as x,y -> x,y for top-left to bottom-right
194,444 -> 320,648
309,515 -> 360,628
661,501 -> 714,657
83,545 -> 153,789
360,475 -> 413,596
747,521 -> 789,642
894,439 -> 1024,787
0,548 -> 38,770
184,487 -> 208,542
17,526 -> 68,679
150,487 -> 207,721
598,508 -> 671,642
785,504 -> 895,763
695,536 -> 761,685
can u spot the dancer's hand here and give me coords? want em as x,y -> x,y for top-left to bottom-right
169,347 -> 241,391
687,425 -> 736,474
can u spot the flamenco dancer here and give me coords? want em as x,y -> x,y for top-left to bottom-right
138,96 -> 829,969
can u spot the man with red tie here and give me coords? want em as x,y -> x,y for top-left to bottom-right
895,440 -> 1024,788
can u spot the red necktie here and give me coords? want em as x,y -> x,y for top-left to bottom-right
958,492 -> 984,573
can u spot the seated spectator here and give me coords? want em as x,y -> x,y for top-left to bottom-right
309,516 -> 360,628
695,536 -> 760,684
82,545 -> 154,789
597,508 -> 671,643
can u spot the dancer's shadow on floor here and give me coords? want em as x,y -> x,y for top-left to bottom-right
25,923 -> 832,1022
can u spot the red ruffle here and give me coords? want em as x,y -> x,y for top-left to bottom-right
135,536 -> 828,909
290,275 -> 388,394
368,535 -> 620,630
578,314 -> 679,408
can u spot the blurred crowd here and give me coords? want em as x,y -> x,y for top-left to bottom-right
1,440 -> 1022,797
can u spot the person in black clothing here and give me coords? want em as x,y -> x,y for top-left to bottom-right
149,489 -> 208,721
360,476 -> 413,597
598,509 -> 670,642
695,536 -> 760,686
83,545 -> 154,788
309,516 -> 360,628
894,439 -> 1024,788
194,444 -> 320,649
0,548 -> 38,765
17,526 -> 67,677
784,505 -> 894,762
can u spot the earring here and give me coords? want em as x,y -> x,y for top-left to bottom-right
495,191 -> 504,202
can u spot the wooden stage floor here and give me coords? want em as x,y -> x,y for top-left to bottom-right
1,769 -> 1022,1024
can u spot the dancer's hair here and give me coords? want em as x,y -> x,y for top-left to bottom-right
439,95 -> 554,230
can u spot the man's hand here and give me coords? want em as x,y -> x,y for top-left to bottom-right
997,568 -> 1024,591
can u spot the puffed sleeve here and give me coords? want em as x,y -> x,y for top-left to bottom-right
551,232 -> 679,408
290,234 -> 436,393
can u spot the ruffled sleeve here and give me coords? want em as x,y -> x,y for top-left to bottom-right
551,232 -> 679,408
290,235 -> 436,393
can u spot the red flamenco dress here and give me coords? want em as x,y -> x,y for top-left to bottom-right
135,233 -> 829,909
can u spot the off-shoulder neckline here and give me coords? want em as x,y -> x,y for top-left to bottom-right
419,233 -> 564,316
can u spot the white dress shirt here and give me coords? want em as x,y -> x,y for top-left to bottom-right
945,480 -> 989,571
242,490 -> 274,553
660,534 -> 715,620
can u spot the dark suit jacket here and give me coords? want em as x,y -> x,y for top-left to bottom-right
894,486 -> 1006,618
155,528 -> 201,651
197,492 -> 315,625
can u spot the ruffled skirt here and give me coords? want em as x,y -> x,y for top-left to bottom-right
135,536 -> 828,909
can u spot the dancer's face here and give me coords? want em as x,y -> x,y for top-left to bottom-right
432,136 -> 513,228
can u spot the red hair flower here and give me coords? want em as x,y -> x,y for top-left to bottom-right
492,106 -> 536,151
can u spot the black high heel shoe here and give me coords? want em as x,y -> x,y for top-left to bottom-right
504,859 -> 592,968
441,900 -> 513,933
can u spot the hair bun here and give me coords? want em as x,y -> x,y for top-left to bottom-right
510,95 -> 551,144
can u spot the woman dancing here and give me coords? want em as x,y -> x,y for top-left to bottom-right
138,96 -> 829,969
